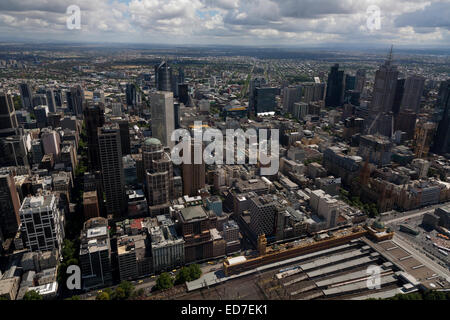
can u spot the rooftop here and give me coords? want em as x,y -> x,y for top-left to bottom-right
180,205 -> 208,222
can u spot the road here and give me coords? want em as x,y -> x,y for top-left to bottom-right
76,260 -> 224,300
382,201 -> 450,225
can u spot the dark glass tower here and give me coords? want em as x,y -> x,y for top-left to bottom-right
84,102 -> 105,171
432,80 -> 450,155
19,82 -> 33,110
325,64 -> 345,107
155,61 -> 173,92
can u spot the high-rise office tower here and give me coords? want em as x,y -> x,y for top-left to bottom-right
46,89 -> 57,113
0,135 -> 29,167
182,140 -> 205,197
370,47 -> 399,114
155,61 -> 172,92
283,86 -> 302,114
150,91 -> 175,148
355,69 -> 366,93
19,82 -> 33,110
344,74 -> 357,105
178,84 -> 189,105
254,87 -> 279,115
0,173 -> 21,240
41,129 -> 61,159
345,74 -> 356,91
432,80 -> 450,155
303,83 -> 325,103
178,67 -> 185,84
31,94 -> 47,109
54,89 -> 63,107
174,102 -> 180,129
400,75 -> 425,113
79,217 -> 112,289
171,74 -> 179,97
435,80 -> 450,122
126,83 -> 137,107
66,85 -> 84,116
143,138 -> 174,210
84,103 -> 105,171
325,64 -> 345,107
98,124 -> 126,218
34,105 -> 49,128
249,77 -> 267,114
392,78 -> 405,115
19,194 -> 65,254
0,92 -> 19,137
112,117 -> 131,155
394,108 -> 417,140
414,121 -> 436,158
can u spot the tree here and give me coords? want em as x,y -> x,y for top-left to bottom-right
114,287 -> 126,300
119,281 -> 134,296
155,272 -> 174,291
96,292 -> 110,300
175,267 -> 192,285
188,264 -> 202,281
23,290 -> 43,300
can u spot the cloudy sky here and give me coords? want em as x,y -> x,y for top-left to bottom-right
0,0 -> 449,47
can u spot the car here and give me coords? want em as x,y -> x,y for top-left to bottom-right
172,269 -> 177,273
151,275 -> 156,279
207,261 -> 214,265
138,280 -> 144,284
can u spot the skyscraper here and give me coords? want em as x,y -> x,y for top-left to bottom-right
401,75 -> 425,113
431,80 -> 450,155
19,195 -> 64,254
66,85 -> 84,116
19,82 -> 33,110
150,91 -> 175,148
46,89 -> 57,113
98,124 -> 126,218
249,77 -> 267,114
370,47 -> 399,114
355,69 -> 366,93
0,92 -> 19,137
84,103 -> 105,171
143,138 -> 174,213
178,84 -> 189,105
182,140 -> 205,197
79,217 -> 112,289
112,117 -> 131,155
155,61 -> 172,92
0,173 -> 21,240
126,83 -> 137,107
283,86 -> 302,115
32,94 -> 47,108
392,78 -> 405,115
254,87 -> 279,115
325,64 -> 345,107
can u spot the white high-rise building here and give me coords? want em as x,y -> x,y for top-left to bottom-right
150,91 -> 175,148
19,194 -> 65,255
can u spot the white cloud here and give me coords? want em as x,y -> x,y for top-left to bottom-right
0,0 -> 448,46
